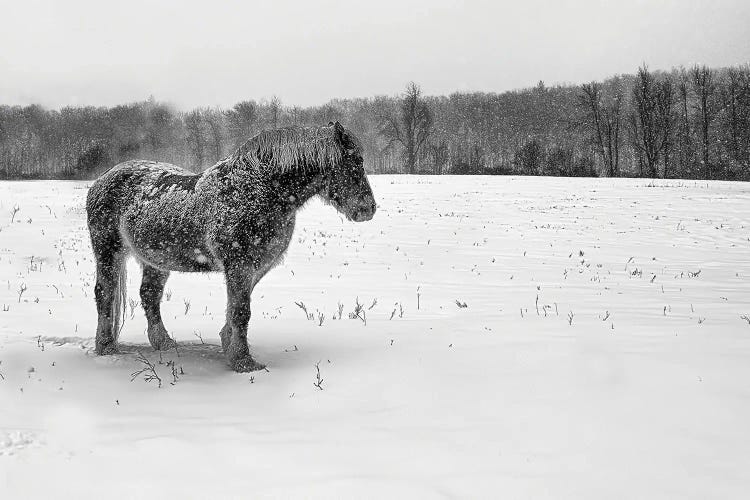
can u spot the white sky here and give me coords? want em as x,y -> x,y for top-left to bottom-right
1,0 -> 748,109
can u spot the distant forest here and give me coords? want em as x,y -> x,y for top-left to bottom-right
1,64 -> 749,180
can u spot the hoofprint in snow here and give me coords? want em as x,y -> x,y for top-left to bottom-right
0,176 -> 749,498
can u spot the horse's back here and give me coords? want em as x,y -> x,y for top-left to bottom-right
88,160 -> 191,210
87,160 -> 217,271
86,160 -> 194,233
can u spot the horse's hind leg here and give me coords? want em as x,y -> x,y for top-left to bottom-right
93,244 -> 127,355
140,264 -> 175,350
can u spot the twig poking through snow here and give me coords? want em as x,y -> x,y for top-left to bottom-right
295,301 -> 314,320
130,351 -> 162,388
313,361 -> 324,390
349,297 -> 366,324
164,358 -> 181,385
128,299 -> 139,319
624,256 -> 634,271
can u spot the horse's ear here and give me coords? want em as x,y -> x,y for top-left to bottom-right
332,121 -> 345,142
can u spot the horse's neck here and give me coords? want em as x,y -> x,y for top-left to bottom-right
217,156 -> 326,213
268,169 -> 325,210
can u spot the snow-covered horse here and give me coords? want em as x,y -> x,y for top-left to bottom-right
86,122 -> 376,372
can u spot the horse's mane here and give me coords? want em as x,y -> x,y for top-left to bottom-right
229,125 -> 344,173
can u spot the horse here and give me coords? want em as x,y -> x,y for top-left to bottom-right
86,121 -> 376,372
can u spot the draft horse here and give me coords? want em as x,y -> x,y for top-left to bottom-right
86,122 -> 376,372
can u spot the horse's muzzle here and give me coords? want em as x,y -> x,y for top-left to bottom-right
351,200 -> 376,222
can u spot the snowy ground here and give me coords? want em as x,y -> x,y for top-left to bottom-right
1,175 -> 749,499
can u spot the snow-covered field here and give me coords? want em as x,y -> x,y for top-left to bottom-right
1,175 -> 749,499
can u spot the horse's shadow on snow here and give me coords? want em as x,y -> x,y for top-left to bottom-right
41,336 -> 355,376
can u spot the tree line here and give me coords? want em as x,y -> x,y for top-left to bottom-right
1,63 -> 748,180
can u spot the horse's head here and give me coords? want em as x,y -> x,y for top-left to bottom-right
321,122 -> 376,222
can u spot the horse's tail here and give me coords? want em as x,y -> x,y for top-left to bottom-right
111,258 -> 128,341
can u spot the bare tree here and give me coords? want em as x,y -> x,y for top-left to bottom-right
379,82 -> 433,174
201,108 -> 225,162
288,105 -> 302,125
656,77 -> 676,178
268,96 -> 282,129
675,68 -> 694,177
428,139 -> 449,174
183,110 -> 205,169
629,66 -> 677,178
629,65 -> 661,178
224,100 -> 258,149
719,66 -> 750,176
691,65 -> 717,178
579,81 -> 623,176
144,102 -> 177,162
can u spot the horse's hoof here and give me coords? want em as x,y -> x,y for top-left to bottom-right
230,356 -> 266,373
153,337 -> 177,351
96,343 -> 119,355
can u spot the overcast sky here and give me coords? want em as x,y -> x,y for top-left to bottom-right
1,0 -> 748,109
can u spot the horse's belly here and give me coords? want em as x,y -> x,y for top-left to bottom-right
133,244 -> 219,273
120,214 -> 219,273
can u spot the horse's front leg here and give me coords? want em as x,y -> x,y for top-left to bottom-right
223,264 -> 265,372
